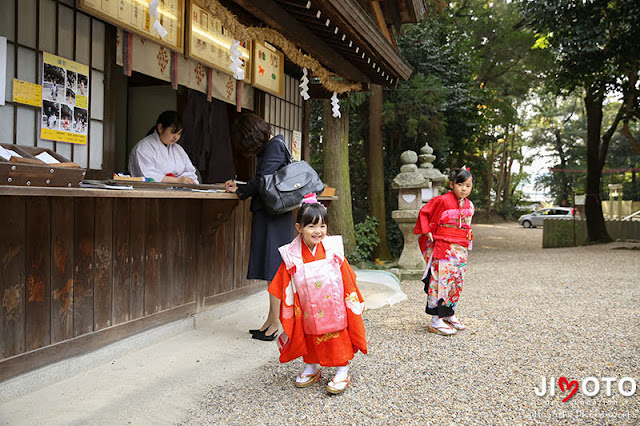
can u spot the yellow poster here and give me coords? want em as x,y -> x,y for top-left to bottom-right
41,52 -> 90,145
13,79 -> 42,107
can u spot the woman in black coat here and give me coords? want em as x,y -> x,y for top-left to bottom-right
225,114 -> 293,341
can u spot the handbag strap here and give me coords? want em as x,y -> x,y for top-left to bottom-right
275,136 -> 293,169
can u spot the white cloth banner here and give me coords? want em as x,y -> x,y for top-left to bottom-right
0,36 -> 7,106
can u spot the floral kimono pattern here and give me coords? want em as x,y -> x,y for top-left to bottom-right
424,243 -> 468,317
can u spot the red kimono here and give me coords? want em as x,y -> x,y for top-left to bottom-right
414,191 -> 474,259
414,191 -> 475,317
268,238 -> 367,367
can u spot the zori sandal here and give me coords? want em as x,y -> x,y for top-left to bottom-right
295,370 -> 322,388
326,375 -> 351,395
428,323 -> 457,336
443,316 -> 466,331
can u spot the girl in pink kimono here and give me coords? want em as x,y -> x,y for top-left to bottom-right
268,194 -> 367,395
414,167 -> 475,336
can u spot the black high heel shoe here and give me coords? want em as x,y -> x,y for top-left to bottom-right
252,329 -> 278,341
249,329 -> 262,335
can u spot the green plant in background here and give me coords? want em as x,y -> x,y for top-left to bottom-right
346,216 -> 381,265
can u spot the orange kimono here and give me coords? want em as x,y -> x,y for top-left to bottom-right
268,238 -> 367,367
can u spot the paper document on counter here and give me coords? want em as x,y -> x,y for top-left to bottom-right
35,151 -> 60,164
0,146 -> 21,161
81,180 -> 134,190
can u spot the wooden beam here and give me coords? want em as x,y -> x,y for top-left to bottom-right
370,1 -> 393,43
229,0 -> 369,83
313,0 -> 413,80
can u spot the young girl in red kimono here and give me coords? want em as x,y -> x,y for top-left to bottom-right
414,167 -> 475,336
268,194 -> 367,394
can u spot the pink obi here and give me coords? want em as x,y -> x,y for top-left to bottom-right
279,235 -> 347,335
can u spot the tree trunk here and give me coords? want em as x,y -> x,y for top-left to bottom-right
554,129 -> 571,205
620,121 -> 640,154
495,131 -> 509,210
619,71 -> 640,154
368,85 -> 392,260
583,87 -> 611,243
502,131 -> 516,207
322,99 -> 356,253
485,140 -> 495,216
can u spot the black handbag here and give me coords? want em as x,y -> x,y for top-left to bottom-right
259,142 -> 324,215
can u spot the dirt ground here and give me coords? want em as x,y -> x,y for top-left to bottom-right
2,222 -> 638,425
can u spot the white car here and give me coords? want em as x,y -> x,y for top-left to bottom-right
517,207 -> 575,228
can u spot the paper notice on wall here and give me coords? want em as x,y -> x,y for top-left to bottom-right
292,130 -> 302,162
0,36 -> 7,105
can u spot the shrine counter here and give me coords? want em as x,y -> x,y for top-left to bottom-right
0,183 -> 336,382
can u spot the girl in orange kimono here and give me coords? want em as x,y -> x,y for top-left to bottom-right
268,195 -> 367,394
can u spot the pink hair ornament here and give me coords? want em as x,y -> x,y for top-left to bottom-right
302,193 -> 326,209
303,193 -> 318,204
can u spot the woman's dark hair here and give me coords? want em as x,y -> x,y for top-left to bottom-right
146,110 -> 184,136
296,203 -> 329,228
449,167 -> 474,184
231,113 -> 271,155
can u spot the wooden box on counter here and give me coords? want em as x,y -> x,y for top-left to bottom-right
0,144 -> 86,188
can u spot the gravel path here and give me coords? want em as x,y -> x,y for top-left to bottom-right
180,223 -> 640,425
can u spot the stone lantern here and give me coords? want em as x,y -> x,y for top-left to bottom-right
391,150 -> 429,280
608,183 -> 624,219
418,142 -> 446,203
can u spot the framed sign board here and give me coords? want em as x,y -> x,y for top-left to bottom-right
252,41 -> 284,98
78,0 -> 184,52
186,1 -> 251,83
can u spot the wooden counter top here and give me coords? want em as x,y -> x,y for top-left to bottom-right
0,185 -> 239,199
0,184 -> 339,201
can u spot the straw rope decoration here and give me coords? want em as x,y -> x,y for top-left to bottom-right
203,0 -> 362,94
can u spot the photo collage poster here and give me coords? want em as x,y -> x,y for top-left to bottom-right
41,52 -> 90,145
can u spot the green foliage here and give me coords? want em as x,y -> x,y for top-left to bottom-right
521,0 -> 640,96
525,92 -> 640,204
606,132 -> 640,201
346,216 -> 381,264
520,1 -> 639,241
311,0 -> 609,257
392,13 -> 484,169
523,92 -> 588,203
495,188 -> 529,219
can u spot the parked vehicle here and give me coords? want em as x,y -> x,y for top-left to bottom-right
517,207 -> 575,228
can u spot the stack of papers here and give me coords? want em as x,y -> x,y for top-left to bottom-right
0,146 -> 22,161
80,180 -> 133,190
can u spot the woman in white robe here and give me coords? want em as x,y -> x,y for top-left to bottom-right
129,111 -> 199,184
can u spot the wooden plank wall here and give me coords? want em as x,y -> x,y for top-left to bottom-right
0,196 -> 253,379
